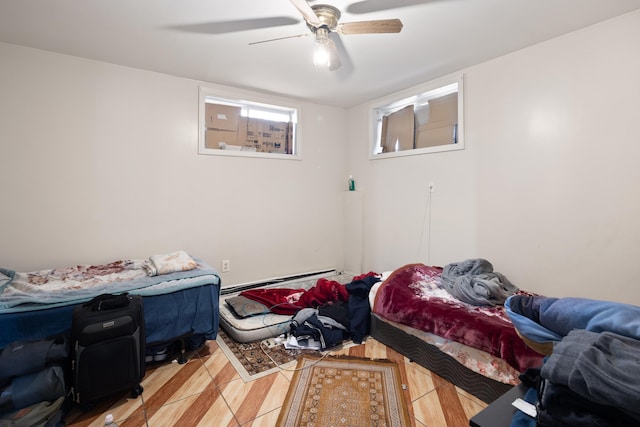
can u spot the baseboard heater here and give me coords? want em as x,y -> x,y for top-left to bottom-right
220,268 -> 339,295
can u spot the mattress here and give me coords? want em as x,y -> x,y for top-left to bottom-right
0,283 -> 221,350
372,263 -> 544,374
219,271 -> 353,343
370,313 -> 513,403
0,257 -> 221,350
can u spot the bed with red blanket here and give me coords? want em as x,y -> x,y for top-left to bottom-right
370,263 -> 544,403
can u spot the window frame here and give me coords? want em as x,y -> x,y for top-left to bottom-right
369,73 -> 465,159
198,85 -> 302,160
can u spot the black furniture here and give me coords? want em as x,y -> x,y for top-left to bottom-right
470,383 -> 529,427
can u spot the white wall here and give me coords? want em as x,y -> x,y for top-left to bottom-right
347,10 -> 640,305
2,10 -> 640,304
0,42 -> 348,286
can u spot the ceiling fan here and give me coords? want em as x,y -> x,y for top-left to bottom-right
251,0 -> 403,71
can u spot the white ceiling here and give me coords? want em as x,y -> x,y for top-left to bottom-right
1,0 -> 639,108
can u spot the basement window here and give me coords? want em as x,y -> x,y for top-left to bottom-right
369,74 -> 464,159
198,86 -> 300,159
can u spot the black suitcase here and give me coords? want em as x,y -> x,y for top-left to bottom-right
71,293 -> 145,406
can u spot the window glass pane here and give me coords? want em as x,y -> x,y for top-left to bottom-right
198,87 -> 300,159
370,75 -> 464,159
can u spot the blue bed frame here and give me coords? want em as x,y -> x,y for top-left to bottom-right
0,282 -> 221,360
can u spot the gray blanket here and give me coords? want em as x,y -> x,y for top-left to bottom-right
441,258 -> 518,306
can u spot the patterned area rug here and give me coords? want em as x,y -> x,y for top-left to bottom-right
276,355 -> 412,427
216,329 -> 322,382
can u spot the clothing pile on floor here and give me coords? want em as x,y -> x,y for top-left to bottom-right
238,272 -> 381,350
0,334 -> 70,427
505,295 -> 640,427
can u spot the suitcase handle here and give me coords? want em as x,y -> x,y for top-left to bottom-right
84,293 -> 130,311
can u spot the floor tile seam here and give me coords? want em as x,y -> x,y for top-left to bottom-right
155,392 -> 204,408
277,368 -> 294,382
193,351 -> 218,385
198,345 -> 240,385
410,388 -> 439,427
214,380 -> 244,426
239,406 -> 282,426
197,343 -> 246,387
411,414 -> 428,427
408,387 -> 434,403
209,373 -> 247,390
411,385 -> 445,404
141,375 -> 215,419
144,384 -> 237,426
153,365 -> 218,409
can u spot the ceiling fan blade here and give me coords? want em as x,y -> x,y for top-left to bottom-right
346,0 -> 439,14
289,0 -> 322,27
249,33 -> 309,45
337,19 -> 403,35
168,17 -> 299,34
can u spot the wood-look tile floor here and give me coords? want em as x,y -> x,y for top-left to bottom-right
64,336 -> 487,427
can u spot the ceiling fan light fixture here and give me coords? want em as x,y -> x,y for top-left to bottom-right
313,43 -> 330,68
326,38 -> 342,70
313,27 -> 330,67
315,26 -> 329,43
313,37 -> 341,70
274,1 -> 400,71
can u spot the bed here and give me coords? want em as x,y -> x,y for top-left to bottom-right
369,262 -> 545,403
0,253 -> 221,362
219,270 -> 353,343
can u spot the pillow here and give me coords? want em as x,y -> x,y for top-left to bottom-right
226,295 -> 270,318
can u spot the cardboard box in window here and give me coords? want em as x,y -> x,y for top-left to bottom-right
260,120 -> 290,153
237,117 -> 292,154
205,129 -> 239,149
205,103 -> 241,131
263,139 -> 288,154
380,105 -> 415,152
415,122 -> 456,148
244,118 -> 290,139
421,92 -> 457,124
414,92 -> 457,149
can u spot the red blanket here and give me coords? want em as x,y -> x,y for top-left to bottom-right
240,273 -> 379,315
240,277 -> 350,315
373,263 -> 543,373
